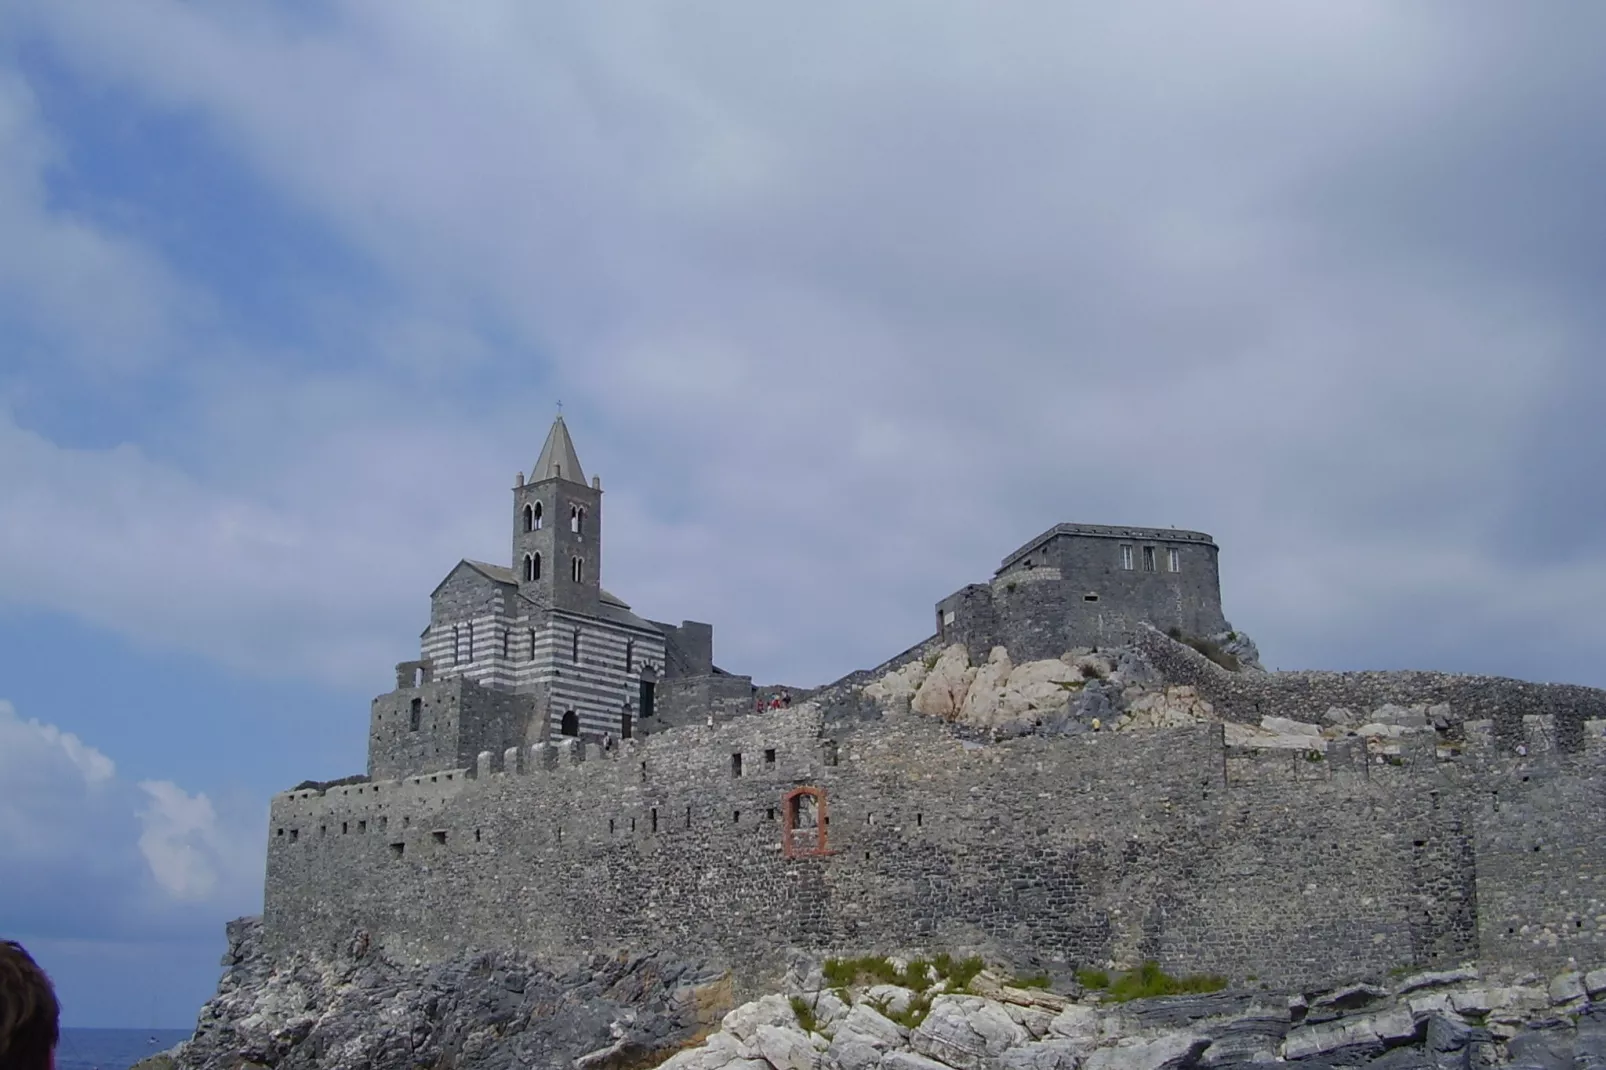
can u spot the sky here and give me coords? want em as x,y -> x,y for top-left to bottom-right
2,0 -> 1604,1029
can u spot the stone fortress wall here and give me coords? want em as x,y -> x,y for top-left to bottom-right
264,626 -> 1606,998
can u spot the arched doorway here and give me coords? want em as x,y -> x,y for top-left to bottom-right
560,710 -> 579,737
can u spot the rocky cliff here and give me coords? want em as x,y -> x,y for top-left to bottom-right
148,919 -> 1606,1070
145,918 -> 735,1070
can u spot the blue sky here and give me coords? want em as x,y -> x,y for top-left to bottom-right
2,1 -> 1605,1028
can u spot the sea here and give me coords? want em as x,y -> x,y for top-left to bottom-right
55,1029 -> 194,1070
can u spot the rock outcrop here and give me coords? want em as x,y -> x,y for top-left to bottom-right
150,918 -> 731,1070
657,961 -> 1606,1070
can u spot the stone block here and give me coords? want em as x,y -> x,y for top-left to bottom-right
1548,972 -> 1585,1006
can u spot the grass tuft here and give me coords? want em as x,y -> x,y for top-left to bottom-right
790,996 -> 818,1034
1074,967 -> 1111,990
1103,961 -> 1227,1002
1009,973 -> 1053,990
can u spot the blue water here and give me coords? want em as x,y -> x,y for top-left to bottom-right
55,1029 -> 193,1070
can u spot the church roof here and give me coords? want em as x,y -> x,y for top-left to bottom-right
532,415 -> 587,485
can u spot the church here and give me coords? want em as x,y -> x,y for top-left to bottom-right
365,415 -> 723,779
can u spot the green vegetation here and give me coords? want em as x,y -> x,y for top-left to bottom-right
1074,966 -> 1111,990
1009,972 -> 1053,990
823,953 -> 988,1000
1103,961 -> 1228,1002
790,996 -> 819,1034
1305,749 -> 1324,762
1055,679 -> 1088,692
923,653 -> 941,670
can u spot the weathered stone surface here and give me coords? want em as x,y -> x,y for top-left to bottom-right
910,995 -> 1030,1070
1048,1005 -> 1103,1043
724,994 -> 798,1042
864,659 -> 932,711
753,1023 -> 821,1070
997,1038 -> 1089,1070
1545,972 -> 1584,1005
864,985 -> 918,1017
1199,1015 -> 1288,1066
880,1051 -> 960,1070
1083,1033 -> 1211,1070
1504,1019 -> 1576,1070
1396,968 -> 1480,996
829,1005 -> 911,1070
1118,992 -> 1259,1030
912,645 -> 977,719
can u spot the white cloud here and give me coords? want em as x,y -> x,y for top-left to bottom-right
0,1 -> 1603,691
0,700 -> 262,934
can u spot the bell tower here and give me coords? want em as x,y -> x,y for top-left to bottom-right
513,414 -> 602,612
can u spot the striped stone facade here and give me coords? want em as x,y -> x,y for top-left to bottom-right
368,417 -> 703,779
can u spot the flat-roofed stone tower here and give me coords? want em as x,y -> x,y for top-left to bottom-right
366,416 -> 716,778
936,523 -> 1228,662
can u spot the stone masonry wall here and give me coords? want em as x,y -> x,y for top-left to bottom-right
1132,625 -> 1606,751
267,695 -> 1606,998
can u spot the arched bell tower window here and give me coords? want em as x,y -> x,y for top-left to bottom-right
522,554 -> 535,582
533,502 -> 543,529
570,505 -> 585,536
572,557 -> 584,583
560,710 -> 579,737
522,504 -> 534,532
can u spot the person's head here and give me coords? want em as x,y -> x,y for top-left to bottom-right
0,941 -> 59,1070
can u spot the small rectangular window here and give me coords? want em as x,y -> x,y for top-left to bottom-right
731,752 -> 743,777
341,821 -> 348,834
290,828 -> 299,842
389,842 -> 403,858
276,828 -> 284,837
1121,545 -> 1134,570
1142,546 -> 1156,572
1168,548 -> 1181,573
432,830 -> 446,845
651,808 -> 658,833
764,748 -> 776,764
358,820 -> 367,833
733,810 -> 741,824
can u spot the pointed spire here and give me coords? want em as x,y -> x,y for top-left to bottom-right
532,414 -> 586,485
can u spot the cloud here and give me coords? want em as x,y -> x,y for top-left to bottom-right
0,1 -> 1603,693
0,700 -> 262,940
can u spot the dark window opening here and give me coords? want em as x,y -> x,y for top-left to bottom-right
731,752 -> 743,777
639,679 -> 655,718
403,816 -> 411,828
409,698 -> 422,732
1143,546 -> 1156,572
341,821 -> 348,834
572,628 -> 580,663
764,748 -> 776,764
916,813 -> 922,826
560,710 -> 579,736
523,504 -> 534,532
432,830 -> 446,845
289,828 -> 299,842
389,842 -> 403,858
557,827 -> 562,842
609,818 -> 615,834
1083,593 -> 1099,602
501,629 -> 509,658
686,806 -> 691,828
475,828 -> 481,842
533,501 -> 543,529
651,808 -> 658,833
625,638 -> 634,672
767,808 -> 775,820
319,825 -> 327,837
733,810 -> 741,824
276,828 -> 284,837
621,709 -> 633,740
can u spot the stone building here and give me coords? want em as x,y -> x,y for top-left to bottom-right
367,416 -> 726,779
936,523 -> 1227,661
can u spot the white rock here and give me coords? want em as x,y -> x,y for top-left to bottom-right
959,647 -> 1015,723
997,1038 -> 1088,1070
799,989 -> 851,1037
1260,716 -> 1322,737
998,659 -> 1089,722
1449,989 -> 1493,1015
912,645 -> 977,719
753,1023 -> 821,1070
878,1053 -> 955,1070
863,659 -> 931,711
1586,968 -> 1606,997
827,1005 -> 910,1070
1323,706 -> 1356,726
723,994 -> 798,1044
1047,1005 -> 1101,1043
910,995 -> 1030,1070
1084,1033 -> 1209,1070
658,1032 -> 770,1070
1003,1003 -> 1057,1040
1223,721 -> 1328,752
864,985 -> 918,1017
